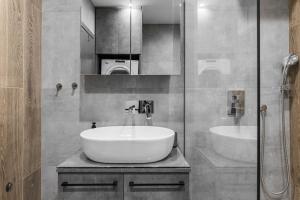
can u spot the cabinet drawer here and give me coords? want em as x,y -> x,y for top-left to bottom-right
124,173 -> 189,200
58,173 -> 123,200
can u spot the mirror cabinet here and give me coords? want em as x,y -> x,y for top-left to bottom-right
81,0 -> 183,76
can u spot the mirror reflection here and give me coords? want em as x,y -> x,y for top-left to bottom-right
81,0 -> 183,75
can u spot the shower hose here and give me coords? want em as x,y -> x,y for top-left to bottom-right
260,97 -> 291,199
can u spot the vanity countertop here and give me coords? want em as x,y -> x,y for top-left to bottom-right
57,147 -> 190,173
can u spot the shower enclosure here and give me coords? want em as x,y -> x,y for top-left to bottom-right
185,0 -> 291,200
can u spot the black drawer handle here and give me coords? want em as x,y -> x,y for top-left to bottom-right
129,181 -> 184,187
61,181 -> 118,187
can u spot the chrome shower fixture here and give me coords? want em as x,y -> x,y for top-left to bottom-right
260,53 -> 299,200
281,53 -> 299,93
282,53 -> 299,68
282,53 -> 299,83
56,83 -> 63,96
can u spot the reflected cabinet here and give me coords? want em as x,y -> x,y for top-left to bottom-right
81,0 -> 184,75
95,7 -> 142,54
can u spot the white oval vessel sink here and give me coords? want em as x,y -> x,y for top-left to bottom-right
80,126 -> 175,163
209,126 -> 257,163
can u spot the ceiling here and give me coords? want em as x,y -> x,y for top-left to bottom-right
91,0 -> 181,24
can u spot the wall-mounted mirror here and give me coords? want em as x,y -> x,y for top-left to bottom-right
81,0 -> 183,75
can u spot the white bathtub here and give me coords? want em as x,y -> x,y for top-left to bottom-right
209,126 -> 257,163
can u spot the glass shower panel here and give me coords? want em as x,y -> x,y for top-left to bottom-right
260,0 -> 290,199
185,0 -> 258,199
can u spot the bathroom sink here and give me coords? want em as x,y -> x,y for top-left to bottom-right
80,126 -> 175,163
209,126 -> 257,163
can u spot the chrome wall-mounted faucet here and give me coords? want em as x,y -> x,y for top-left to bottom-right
124,100 -> 154,121
125,105 -> 137,114
124,100 -> 139,115
56,83 -> 63,96
71,82 -> 78,96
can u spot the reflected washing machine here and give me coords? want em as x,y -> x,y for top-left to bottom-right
101,59 -> 139,75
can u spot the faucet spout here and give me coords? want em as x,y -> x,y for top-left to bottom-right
125,105 -> 136,114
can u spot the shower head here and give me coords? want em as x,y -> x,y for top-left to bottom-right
282,53 -> 299,68
281,53 -> 299,86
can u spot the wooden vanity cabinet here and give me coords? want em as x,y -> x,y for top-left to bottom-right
57,148 -> 190,200
58,173 -> 189,200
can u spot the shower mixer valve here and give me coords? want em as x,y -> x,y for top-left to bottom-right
227,90 -> 245,118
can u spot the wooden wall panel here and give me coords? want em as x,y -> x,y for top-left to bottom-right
290,0 -> 300,199
0,88 -> 23,200
290,0 -> 300,27
22,0 -> 42,199
290,25 -> 300,54
0,0 -> 8,87
22,0 -> 41,178
23,169 -> 41,200
0,0 -> 24,88
26,0 -> 41,9
7,0 -> 23,88
0,0 -> 41,199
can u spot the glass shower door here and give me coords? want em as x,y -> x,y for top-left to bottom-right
260,0 -> 291,199
185,0 -> 258,199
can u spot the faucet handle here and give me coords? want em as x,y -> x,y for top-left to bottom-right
71,82 -> 78,96
56,83 -> 63,96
